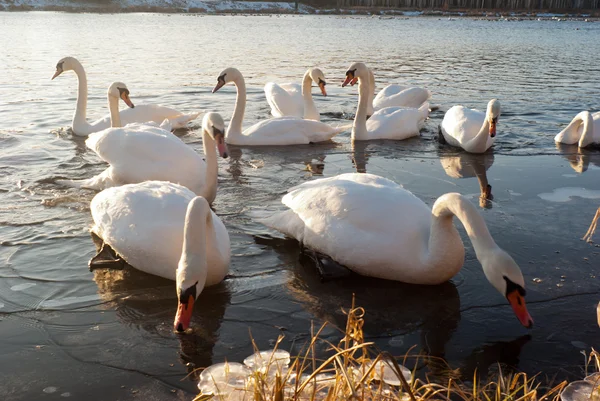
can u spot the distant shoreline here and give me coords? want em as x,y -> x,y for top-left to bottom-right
1,1 -> 598,17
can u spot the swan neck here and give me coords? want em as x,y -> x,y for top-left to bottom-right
578,112 -> 594,148
302,71 -> 318,121
431,193 -> 497,262
466,115 -> 491,153
178,198 -> 212,291
201,129 -> 218,204
108,95 -> 121,128
227,76 -> 246,139
352,78 -> 370,141
72,60 -> 88,129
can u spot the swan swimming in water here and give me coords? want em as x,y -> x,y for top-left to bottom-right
52,56 -> 199,136
439,99 -> 501,154
58,82 -> 228,203
262,173 -> 533,328
212,67 -> 344,146
264,67 -> 328,121
554,111 -> 600,148
342,62 -> 429,141
90,181 -> 230,333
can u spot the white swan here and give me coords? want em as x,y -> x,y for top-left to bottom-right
262,173 -> 533,328
342,62 -> 429,141
90,181 -> 230,332
264,67 -> 328,121
212,67 -> 343,146
58,82 -> 228,203
554,111 -> 600,148
439,100 -> 501,154
52,56 -> 200,136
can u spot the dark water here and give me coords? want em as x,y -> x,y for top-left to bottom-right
1,12 -> 600,401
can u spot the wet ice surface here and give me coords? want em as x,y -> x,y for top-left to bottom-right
1,12 -> 600,401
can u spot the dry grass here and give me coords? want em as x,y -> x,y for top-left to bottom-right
194,298 -> 569,401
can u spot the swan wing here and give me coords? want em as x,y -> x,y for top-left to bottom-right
264,82 -> 303,118
241,117 -> 341,146
89,104 -> 200,133
86,125 -> 205,192
91,181 -> 195,280
374,85 -> 431,109
264,173 -> 432,280
366,103 -> 428,140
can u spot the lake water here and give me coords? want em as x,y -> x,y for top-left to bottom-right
1,11 -> 600,401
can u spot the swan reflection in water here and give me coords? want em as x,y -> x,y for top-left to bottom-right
90,234 -> 231,382
556,142 -> 600,174
439,150 -> 494,209
254,235 -> 530,380
351,141 -> 370,173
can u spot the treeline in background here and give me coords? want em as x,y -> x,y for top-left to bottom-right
302,0 -> 599,10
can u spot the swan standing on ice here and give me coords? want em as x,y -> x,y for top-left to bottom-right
342,62 -> 429,141
439,100 -> 501,154
90,181 -> 230,333
212,67 -> 343,146
262,173 -> 533,328
554,111 -> 600,148
264,67 -> 328,121
58,82 -> 228,203
52,56 -> 199,136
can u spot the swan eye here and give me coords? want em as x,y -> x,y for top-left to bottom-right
491,117 -> 498,124
345,69 -> 357,78
318,78 -> 326,86
117,87 -> 129,96
56,62 -> 64,71
218,74 -> 226,83
179,281 -> 198,304
503,276 -> 526,297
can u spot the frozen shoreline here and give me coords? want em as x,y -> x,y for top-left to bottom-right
1,0 -> 598,17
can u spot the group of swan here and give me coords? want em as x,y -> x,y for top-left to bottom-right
61,57 -> 600,333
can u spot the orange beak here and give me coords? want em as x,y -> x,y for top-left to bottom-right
212,81 -> 226,93
215,132 -> 228,158
342,75 -> 355,87
51,69 -> 62,80
174,295 -> 195,333
318,82 -> 327,96
489,119 -> 497,138
507,289 -> 533,328
120,92 -> 135,108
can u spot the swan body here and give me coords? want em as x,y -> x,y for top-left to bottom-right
373,84 -> 432,111
554,111 -> 600,148
264,67 -> 328,121
58,83 -> 227,203
213,67 -> 343,146
262,172 -> 532,328
440,100 -> 501,153
90,181 -> 230,332
52,56 -> 199,136
343,62 -> 429,141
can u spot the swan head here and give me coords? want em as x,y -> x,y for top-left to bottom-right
309,68 -> 327,96
212,67 -> 242,93
174,196 -> 211,334
481,248 -> 533,328
108,82 -> 135,109
203,112 -> 228,158
51,56 -> 79,80
487,99 -> 501,138
342,62 -> 369,87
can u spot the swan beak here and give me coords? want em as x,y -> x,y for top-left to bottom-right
51,69 -> 62,80
319,82 -> 327,97
120,91 -> 135,109
174,294 -> 195,333
507,289 -> 533,328
489,119 -> 497,138
215,131 -> 228,159
342,75 -> 354,87
350,77 -> 358,86
212,81 -> 226,93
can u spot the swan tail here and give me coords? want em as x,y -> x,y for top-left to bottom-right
159,118 -> 173,132
418,102 -> 431,120
56,170 -> 113,191
170,112 -> 201,129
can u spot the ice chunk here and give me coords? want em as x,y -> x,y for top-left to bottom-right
365,359 -> 411,386
561,380 -> 600,401
244,349 -> 291,372
197,362 -> 252,398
